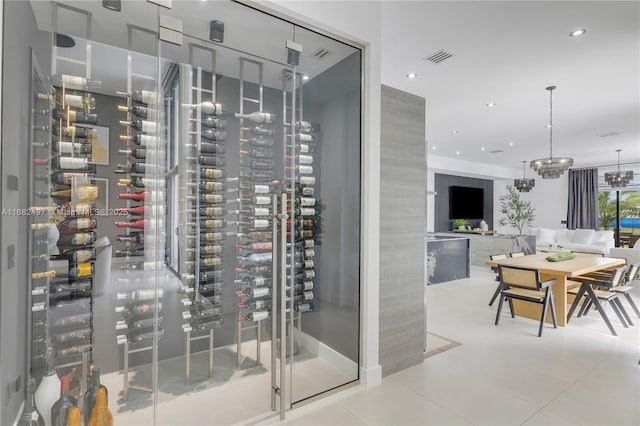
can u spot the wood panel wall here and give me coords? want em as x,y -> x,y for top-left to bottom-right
379,85 -> 426,376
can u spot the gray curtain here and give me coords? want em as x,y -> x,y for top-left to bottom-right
567,168 -> 599,229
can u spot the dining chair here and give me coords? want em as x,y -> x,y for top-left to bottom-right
510,252 -> 525,258
573,263 -> 639,319
567,266 -> 631,336
488,254 -> 508,307
495,265 -> 557,337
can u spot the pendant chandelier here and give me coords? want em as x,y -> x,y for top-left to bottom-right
514,160 -> 535,192
530,86 -> 573,178
605,149 -> 634,188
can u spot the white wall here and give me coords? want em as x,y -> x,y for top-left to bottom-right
427,154 -> 568,233
262,0 -> 383,387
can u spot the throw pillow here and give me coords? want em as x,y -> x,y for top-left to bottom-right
593,230 -> 613,243
537,228 -> 556,246
573,229 -> 595,244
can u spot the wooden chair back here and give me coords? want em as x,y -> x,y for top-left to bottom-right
510,252 -> 525,258
499,266 -> 541,291
626,263 -> 640,283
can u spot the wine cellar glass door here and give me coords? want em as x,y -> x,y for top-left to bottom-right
156,8 -> 297,420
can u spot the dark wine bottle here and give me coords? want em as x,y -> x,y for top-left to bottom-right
52,109 -> 98,125
131,89 -> 156,105
57,217 -> 97,232
83,366 -> 108,426
199,117 -> 227,129
117,190 -> 163,202
240,149 -> 273,159
200,130 -> 227,141
117,104 -> 158,120
119,134 -> 159,147
120,119 -> 158,134
57,231 -> 96,246
200,142 -> 225,154
235,111 -> 275,124
240,138 -> 274,148
17,378 -> 45,426
242,126 -> 275,136
51,375 -> 77,426
52,141 -> 92,154
198,155 -> 226,167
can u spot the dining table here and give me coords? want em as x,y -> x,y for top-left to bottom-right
486,252 -> 626,326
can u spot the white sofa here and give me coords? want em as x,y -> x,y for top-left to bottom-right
526,227 -> 615,256
609,239 -> 640,264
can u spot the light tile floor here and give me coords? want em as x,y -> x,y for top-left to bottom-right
267,266 -> 640,426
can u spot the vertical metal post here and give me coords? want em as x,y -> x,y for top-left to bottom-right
271,194 -> 278,411
288,69 -> 297,411
279,192 -> 288,420
123,341 -> 129,399
209,329 -> 214,377
185,331 -> 191,385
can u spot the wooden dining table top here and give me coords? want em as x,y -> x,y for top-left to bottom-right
485,252 -> 626,278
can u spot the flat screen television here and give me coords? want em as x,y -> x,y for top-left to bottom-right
449,186 -> 484,219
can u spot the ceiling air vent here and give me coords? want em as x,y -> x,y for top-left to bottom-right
423,49 -> 454,64
312,48 -> 333,60
489,150 -> 504,154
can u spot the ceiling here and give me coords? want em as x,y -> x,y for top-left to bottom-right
380,1 -> 640,179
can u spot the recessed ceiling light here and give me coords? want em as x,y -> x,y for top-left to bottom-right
406,72 -> 418,79
456,151 -> 460,155
432,146 -> 436,150
302,75 -> 310,81
451,130 -> 458,134
509,142 -> 514,146
481,147 -> 485,151
546,124 -> 552,129
569,29 -> 587,37
486,102 -> 496,107
102,0 -> 121,11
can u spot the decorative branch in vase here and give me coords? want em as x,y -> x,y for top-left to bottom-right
497,185 -> 536,235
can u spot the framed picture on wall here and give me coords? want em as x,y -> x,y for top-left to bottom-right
90,125 -> 110,165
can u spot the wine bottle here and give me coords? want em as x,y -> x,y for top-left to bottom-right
52,109 -> 98,125
296,291 -> 315,302
200,244 -> 224,255
58,217 -> 97,232
68,262 -> 94,278
238,298 -> 272,311
288,175 -> 316,185
117,190 -> 164,202
287,218 -> 314,228
294,281 -> 314,291
244,275 -> 272,287
243,285 -> 271,299
242,172 -> 274,182
198,129 -> 228,141
117,104 -> 158,120
115,302 -> 162,317
241,219 -> 271,229
243,310 -> 270,322
119,119 -> 158,134
18,378 -> 45,426
61,249 -> 96,263
242,160 -> 274,171
295,121 -> 321,133
118,148 -> 165,161
115,205 -> 164,216
119,261 -> 164,271
116,289 -> 163,300
82,366 -> 108,426
240,149 -> 273,159
235,111 -> 275,124
200,219 -> 227,229
118,177 -> 164,188
48,185 -> 98,202
200,142 -> 225,154
116,233 -> 150,245
115,219 -> 163,230
65,407 -> 81,426
53,141 -> 92,154
200,168 -> 225,179
68,368 -> 81,399
295,302 -> 315,312
51,74 -> 101,91
246,184 -> 272,194
240,138 -> 274,148
242,126 -> 275,136
86,388 -> 113,426
198,155 -> 226,167
246,207 -> 271,216
34,347 -> 61,426
52,124 -> 96,140
54,312 -> 92,327
126,326 -> 164,343
57,231 -> 96,246
116,162 -> 160,174
119,134 -> 160,147
56,344 -> 92,357
131,89 -> 156,105
201,257 -> 223,267
199,194 -> 226,204
199,206 -> 225,217
295,207 -> 316,216
298,186 -> 315,196
199,181 -> 226,192
200,232 -> 225,242
199,116 -> 227,129
295,133 -> 315,142
36,156 -> 94,171
56,92 -> 95,109
50,327 -> 92,344
199,101 -> 224,116
296,197 -> 316,207
51,374 -> 77,426
242,252 -> 272,264
49,172 -> 90,185
238,264 -> 271,275
294,143 -> 313,154
286,154 -> 314,164
31,270 -> 56,279
287,165 -> 314,175
114,248 -> 144,257
239,231 -> 272,241
200,269 -> 224,282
